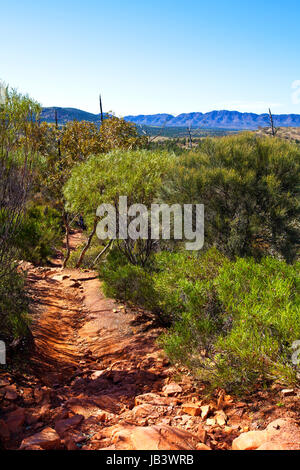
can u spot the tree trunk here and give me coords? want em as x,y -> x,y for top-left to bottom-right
63,212 -> 71,269
91,239 -> 113,267
76,217 -> 98,268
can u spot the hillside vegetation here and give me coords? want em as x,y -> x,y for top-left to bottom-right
1,82 -> 299,397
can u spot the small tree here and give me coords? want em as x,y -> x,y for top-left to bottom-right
0,83 -> 41,274
63,149 -> 174,267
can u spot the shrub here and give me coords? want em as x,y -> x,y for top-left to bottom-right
152,248 -> 225,323
164,134 -> 300,262
99,247 -> 226,325
15,204 -> 63,264
64,149 -> 175,266
99,248 -> 157,307
0,268 -> 30,342
161,255 -> 300,393
67,239 -> 106,269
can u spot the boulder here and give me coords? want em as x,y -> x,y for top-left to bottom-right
112,424 -> 200,450
162,383 -> 182,396
54,414 -> 84,437
181,403 -> 202,417
200,405 -> 211,420
135,393 -> 178,407
232,418 -> 300,450
5,407 -> 26,433
196,443 -> 211,450
20,427 -> 61,450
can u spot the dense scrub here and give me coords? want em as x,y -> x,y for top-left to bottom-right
100,249 -> 300,393
164,134 -> 300,262
16,204 -> 63,265
0,269 -> 30,342
1,80 -> 299,395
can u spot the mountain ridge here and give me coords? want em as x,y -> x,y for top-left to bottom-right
41,107 -> 300,130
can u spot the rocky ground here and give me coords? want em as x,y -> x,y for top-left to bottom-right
0,234 -> 299,451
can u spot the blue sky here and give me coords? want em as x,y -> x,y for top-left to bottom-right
1,0 -> 300,115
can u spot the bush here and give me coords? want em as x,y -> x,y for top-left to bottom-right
99,247 -> 226,325
161,255 -> 300,393
15,204 -> 63,264
164,134 -> 300,262
67,239 -> 106,269
0,268 -> 30,342
99,248 -> 157,307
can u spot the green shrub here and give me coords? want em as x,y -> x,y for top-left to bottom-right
152,248 -> 225,323
164,134 -> 300,262
161,255 -> 300,393
67,239 -> 106,269
0,268 -> 30,341
99,247 -> 226,325
15,204 -> 63,264
99,248 -> 157,307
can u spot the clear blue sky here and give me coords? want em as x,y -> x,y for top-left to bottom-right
1,0 -> 300,116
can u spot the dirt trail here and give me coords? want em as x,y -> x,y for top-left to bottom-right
0,233 -> 299,450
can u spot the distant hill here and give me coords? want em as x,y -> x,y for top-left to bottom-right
41,107 -> 300,130
41,107 -> 104,124
125,111 -> 300,129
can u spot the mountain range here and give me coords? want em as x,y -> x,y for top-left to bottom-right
41,107 -> 300,130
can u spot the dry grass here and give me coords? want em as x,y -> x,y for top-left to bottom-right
255,126 -> 300,142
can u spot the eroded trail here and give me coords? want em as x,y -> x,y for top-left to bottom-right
0,235 -> 299,451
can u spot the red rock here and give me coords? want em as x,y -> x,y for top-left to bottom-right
280,389 -> 295,397
112,424 -> 200,450
232,418 -> 300,450
22,388 -> 34,405
5,407 -> 26,433
4,385 -> 18,401
200,405 -> 211,419
0,378 -> 10,387
215,410 -> 227,426
196,443 -> 211,450
135,393 -> 178,407
0,419 -> 10,440
181,403 -> 201,417
257,442 -> 300,450
162,383 -> 182,396
232,430 -> 269,450
20,427 -> 61,450
130,404 -> 159,420
23,445 -> 44,450
55,414 -> 84,437
90,370 -> 106,380
26,404 -> 51,425
63,437 -> 78,450
197,426 -> 207,443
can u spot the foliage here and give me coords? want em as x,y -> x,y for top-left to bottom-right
99,247 -> 157,307
15,204 -> 63,264
99,247 -> 225,324
0,268 -> 30,341
164,133 -> 300,262
0,83 -> 41,275
100,244 -> 299,392
160,254 -> 300,393
100,116 -> 147,151
61,120 -> 103,161
67,238 -> 106,269
64,149 -> 174,265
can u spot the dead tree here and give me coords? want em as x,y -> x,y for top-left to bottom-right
99,94 -> 104,123
268,108 -> 278,137
187,122 -> 193,148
